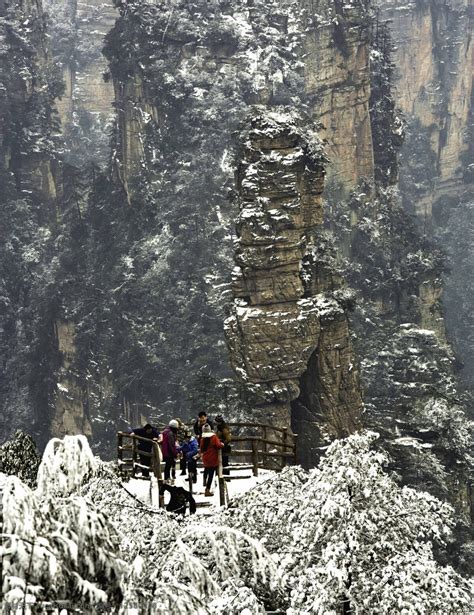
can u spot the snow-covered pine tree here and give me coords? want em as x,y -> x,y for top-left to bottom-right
3,431 -> 471,613
37,434 -> 96,496
1,435 -> 123,610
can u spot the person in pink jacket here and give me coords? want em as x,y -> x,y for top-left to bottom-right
199,423 -> 224,496
161,419 -> 179,483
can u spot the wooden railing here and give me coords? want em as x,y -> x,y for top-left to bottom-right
117,422 -> 297,508
225,422 -> 297,474
117,432 -> 165,506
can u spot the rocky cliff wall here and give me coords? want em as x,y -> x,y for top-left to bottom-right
112,75 -> 160,194
109,0 -> 375,195
378,0 -> 474,396
44,0 -> 117,165
302,0 -> 374,192
102,1 -> 365,460
51,321 -> 92,437
104,0 -> 460,471
379,0 -> 473,219
311,5 -> 473,516
39,0 -> 118,440
0,0 -> 94,445
0,0 -> 58,197
71,0 -> 116,117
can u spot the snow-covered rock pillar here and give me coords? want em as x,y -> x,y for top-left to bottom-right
225,108 -> 362,465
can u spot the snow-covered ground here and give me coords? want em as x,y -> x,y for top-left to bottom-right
123,465 -> 275,512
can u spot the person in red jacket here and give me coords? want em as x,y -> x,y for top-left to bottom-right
199,423 -> 224,496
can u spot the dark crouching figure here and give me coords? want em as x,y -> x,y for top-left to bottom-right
130,423 -> 160,477
159,484 -> 196,516
215,414 -> 231,476
200,423 -> 224,497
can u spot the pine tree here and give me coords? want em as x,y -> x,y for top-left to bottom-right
1,435 -> 123,610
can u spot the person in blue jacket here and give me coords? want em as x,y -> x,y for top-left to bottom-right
178,430 -> 199,483
130,423 -> 160,477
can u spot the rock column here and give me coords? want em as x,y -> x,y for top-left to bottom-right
225,108 -> 362,465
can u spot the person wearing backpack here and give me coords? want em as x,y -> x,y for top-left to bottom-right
129,423 -> 160,478
199,423 -> 224,497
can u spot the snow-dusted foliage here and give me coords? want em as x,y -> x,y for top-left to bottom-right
1,436 -> 123,610
282,433 -> 472,614
2,432 -> 472,612
219,432 -> 473,614
412,398 -> 473,461
37,434 -> 96,496
81,459 -> 280,613
147,524 -> 280,614
219,466 -> 308,549
0,430 -> 41,487
322,181 -> 473,515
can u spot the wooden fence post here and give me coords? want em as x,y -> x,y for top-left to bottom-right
131,435 -> 137,478
152,441 -> 165,509
117,433 -> 123,467
293,433 -> 298,465
262,425 -> 268,463
251,439 -> 259,477
218,449 -> 225,506
282,427 -> 288,470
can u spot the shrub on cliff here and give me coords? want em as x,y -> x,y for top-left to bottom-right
0,431 -> 41,488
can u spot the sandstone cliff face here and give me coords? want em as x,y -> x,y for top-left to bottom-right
225,109 -> 363,466
102,1 -> 371,449
378,0 -> 473,396
39,0 -> 118,438
109,0 -> 375,195
51,321 -> 92,437
70,0 -> 116,119
45,0 -> 117,165
113,75 -> 160,193
0,0 -> 95,444
0,0 -> 58,197
302,0 -> 374,192
379,0 -> 473,218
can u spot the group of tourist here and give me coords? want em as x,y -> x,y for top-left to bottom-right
130,412 -> 232,497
